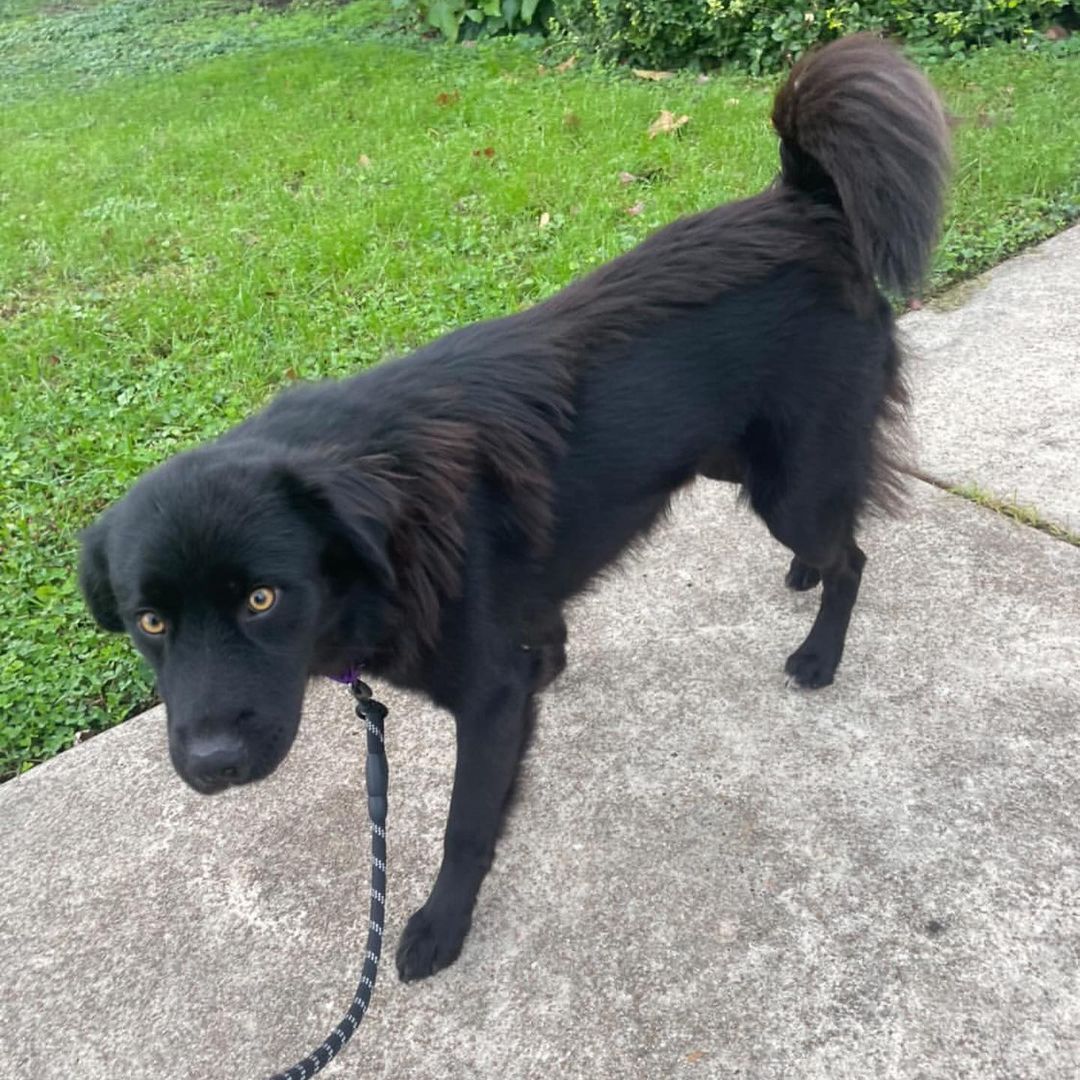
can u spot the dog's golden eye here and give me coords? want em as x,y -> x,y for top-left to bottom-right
137,611 -> 167,636
247,586 -> 276,614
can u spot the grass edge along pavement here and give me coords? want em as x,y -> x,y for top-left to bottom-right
1,4 -> 1079,778
948,484 -> 1080,548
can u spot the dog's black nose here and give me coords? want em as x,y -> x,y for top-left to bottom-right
186,733 -> 250,790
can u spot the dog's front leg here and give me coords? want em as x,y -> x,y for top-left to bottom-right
396,651 -> 535,982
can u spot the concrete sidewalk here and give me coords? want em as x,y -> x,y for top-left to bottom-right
3,228 -> 1078,1080
907,225 -> 1080,532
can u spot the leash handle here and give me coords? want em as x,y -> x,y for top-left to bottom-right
266,679 -> 388,1080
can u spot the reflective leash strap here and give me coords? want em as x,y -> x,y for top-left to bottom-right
267,678 -> 388,1080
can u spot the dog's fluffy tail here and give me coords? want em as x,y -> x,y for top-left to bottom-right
771,34 -> 951,295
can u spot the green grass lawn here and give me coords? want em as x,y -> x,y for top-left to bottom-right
2,0 -> 1079,779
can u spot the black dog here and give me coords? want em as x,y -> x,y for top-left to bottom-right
79,36 -> 950,982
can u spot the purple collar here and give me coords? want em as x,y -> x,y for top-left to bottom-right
329,663 -> 363,685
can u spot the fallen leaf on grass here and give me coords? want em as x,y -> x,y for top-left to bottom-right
357,154 -> 372,168
633,68 -> 674,81
648,110 -> 689,138
538,56 -> 578,76
617,170 -> 639,185
472,146 -> 496,158
538,212 -> 551,229
435,91 -> 460,106
625,201 -> 645,216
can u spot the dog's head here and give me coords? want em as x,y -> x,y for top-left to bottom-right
79,441 -> 398,794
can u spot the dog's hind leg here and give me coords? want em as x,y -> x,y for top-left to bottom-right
763,491 -> 866,688
742,415 -> 869,688
784,556 -> 821,592
783,540 -> 865,688
396,643 -> 536,982
522,607 -> 567,692
765,495 -> 866,688
701,446 -> 832,598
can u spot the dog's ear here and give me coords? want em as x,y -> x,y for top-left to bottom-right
279,457 -> 397,594
79,516 -> 124,632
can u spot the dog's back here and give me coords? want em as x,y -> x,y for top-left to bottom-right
527,35 -> 949,611
526,34 -> 949,352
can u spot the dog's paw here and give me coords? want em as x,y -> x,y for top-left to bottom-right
785,646 -> 837,689
529,640 -> 567,693
396,905 -> 471,982
784,557 -> 821,592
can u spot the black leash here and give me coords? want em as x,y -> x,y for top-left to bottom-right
267,678 -> 388,1080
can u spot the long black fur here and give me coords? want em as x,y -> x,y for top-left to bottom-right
79,36 -> 950,981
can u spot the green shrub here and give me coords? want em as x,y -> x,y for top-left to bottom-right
554,1 -> 1071,72
392,0 -> 554,42
553,0 -> 735,68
